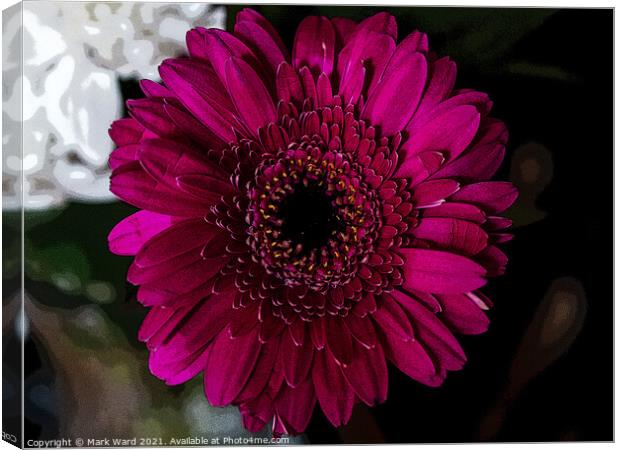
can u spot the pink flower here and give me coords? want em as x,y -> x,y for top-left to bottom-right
108,9 -> 517,435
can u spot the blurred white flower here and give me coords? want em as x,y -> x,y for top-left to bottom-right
2,1 -> 226,210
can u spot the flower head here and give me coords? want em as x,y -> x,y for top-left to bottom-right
108,9 -> 517,435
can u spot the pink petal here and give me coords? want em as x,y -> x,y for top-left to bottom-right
436,293 -> 490,335
450,181 -> 518,214
280,329 -> 314,388
412,179 -> 460,208
400,248 -> 487,294
140,79 -> 172,98
356,12 -> 397,39
344,313 -> 377,349
379,31 -> 428,82
235,20 -> 288,76
164,347 -> 211,386
148,293 -> 233,375
235,337 -> 280,403
362,52 -> 427,136
109,118 -> 143,146
236,8 -> 289,60
372,295 -> 414,341
126,98 -> 178,138
341,342 -> 388,406
475,245 -> 508,277
276,62 -> 304,103
431,142 -> 505,182
331,17 -> 356,48
378,324 -> 442,387
134,219 -> 216,267
312,348 -> 355,427
159,59 -> 237,143
326,317 -> 353,366
108,210 -> 172,256
412,217 -> 488,255
337,31 -> 395,102
110,162 -> 212,216
225,56 -> 277,137
421,201 -> 486,223
240,393 -> 274,433
138,137 -> 227,189
391,290 -> 466,371
274,378 -> 316,434
403,105 -> 481,160
415,57 -> 457,116
201,29 -> 269,88
293,16 -> 336,77
205,327 -> 262,406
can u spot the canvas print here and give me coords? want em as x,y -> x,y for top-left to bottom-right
2,2 -> 613,446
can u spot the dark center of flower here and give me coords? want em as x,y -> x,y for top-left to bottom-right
278,183 -> 341,255
246,142 -> 381,292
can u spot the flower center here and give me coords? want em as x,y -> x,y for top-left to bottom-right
278,183 -> 341,255
246,143 -> 381,292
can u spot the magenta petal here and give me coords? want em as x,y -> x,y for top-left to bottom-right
412,179 -> 460,208
293,16 -> 336,77
356,12 -> 397,39
110,162 -> 212,217
325,317 -> 353,366
138,138 -> 227,189
436,293 -> 490,335
274,378 -> 316,434
108,210 -> 173,256
341,342 -> 388,406
235,20 -> 288,76
431,143 -> 506,182
109,144 -> 140,170
240,393 -> 274,433
149,291 -> 233,364
109,118 -> 143,146
281,330 -> 314,388
337,31 -> 395,100
343,313 -> 377,349
312,348 -> 355,427
379,30 -> 428,84
412,217 -> 489,255
450,181 -> 518,214
225,56 -> 277,137
236,9 -> 289,56
163,102 -> 225,150
403,105 -> 481,160
379,325 -> 442,387
391,290 -> 466,371
475,245 -> 508,277
202,29 -> 269,87
276,62 -> 304,104
134,219 -> 214,268
415,57 -> 457,116
362,52 -> 427,136
140,79 -> 172,98
138,305 -> 176,343
235,338 -> 280,404
159,59 -> 237,143
205,327 -> 262,407
176,174 -> 232,199
372,295 -> 414,341
331,17 -> 356,48
126,98 -> 178,138
401,248 -> 487,294
422,201 -> 486,223
164,347 -> 211,386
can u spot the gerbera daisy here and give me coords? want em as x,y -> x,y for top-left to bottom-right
108,8 -> 517,435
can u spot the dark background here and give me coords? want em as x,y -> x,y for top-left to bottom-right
3,6 -> 613,445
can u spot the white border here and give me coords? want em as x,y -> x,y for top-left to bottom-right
0,1 -> 615,450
